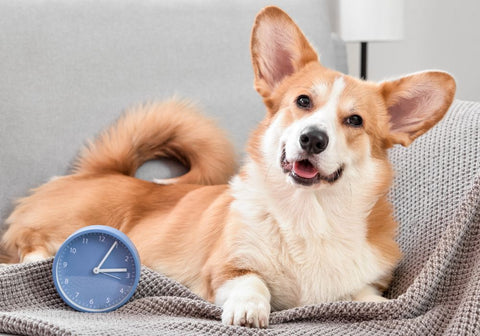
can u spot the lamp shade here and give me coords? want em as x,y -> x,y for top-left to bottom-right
338,0 -> 404,42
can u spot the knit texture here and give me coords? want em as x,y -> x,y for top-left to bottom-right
0,100 -> 479,335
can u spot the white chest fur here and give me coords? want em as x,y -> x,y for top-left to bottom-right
229,164 -> 387,310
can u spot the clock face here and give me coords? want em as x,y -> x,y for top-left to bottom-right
52,226 -> 141,312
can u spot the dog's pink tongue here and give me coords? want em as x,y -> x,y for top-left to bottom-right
293,160 -> 318,179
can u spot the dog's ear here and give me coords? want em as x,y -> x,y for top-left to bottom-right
251,6 -> 318,98
379,71 -> 456,147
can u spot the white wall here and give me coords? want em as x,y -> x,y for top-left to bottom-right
339,0 -> 480,102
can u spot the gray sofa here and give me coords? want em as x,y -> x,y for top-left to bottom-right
1,1 -> 479,335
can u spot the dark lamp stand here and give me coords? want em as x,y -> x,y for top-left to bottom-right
360,42 -> 367,80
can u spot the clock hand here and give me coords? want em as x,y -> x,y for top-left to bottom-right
97,268 -> 128,273
95,241 -> 118,270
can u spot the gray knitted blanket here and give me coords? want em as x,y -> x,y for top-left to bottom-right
1,100 -> 479,335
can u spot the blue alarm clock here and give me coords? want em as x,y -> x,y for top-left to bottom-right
52,225 -> 141,312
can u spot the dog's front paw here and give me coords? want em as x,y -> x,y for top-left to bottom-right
222,294 -> 270,328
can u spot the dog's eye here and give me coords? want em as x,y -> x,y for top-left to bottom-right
345,115 -> 363,127
296,95 -> 312,109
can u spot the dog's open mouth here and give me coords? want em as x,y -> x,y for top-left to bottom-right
281,150 -> 344,186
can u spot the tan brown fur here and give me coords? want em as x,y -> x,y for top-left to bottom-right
75,99 -> 236,185
2,99 -> 236,265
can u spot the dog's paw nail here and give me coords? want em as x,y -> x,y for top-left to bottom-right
221,296 -> 270,328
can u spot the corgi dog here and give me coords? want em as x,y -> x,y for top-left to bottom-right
2,6 -> 455,328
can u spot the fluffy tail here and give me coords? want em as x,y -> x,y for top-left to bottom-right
74,99 -> 236,185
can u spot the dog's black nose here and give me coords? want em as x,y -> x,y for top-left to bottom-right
299,128 -> 329,154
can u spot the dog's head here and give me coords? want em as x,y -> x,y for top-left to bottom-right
248,6 -> 456,191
